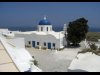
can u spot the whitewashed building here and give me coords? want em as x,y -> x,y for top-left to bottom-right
0,32 -> 42,72
14,16 -> 67,50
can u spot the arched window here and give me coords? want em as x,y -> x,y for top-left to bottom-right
53,43 -> 55,47
44,42 -> 46,46
41,27 -> 43,31
29,41 -> 31,44
47,27 -> 48,31
37,42 -> 39,45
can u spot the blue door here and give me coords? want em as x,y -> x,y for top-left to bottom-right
32,41 -> 35,47
48,43 -> 51,49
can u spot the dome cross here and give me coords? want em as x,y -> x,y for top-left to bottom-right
44,15 -> 47,20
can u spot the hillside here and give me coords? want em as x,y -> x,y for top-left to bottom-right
86,32 -> 100,42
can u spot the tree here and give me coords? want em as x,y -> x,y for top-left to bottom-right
66,17 -> 89,46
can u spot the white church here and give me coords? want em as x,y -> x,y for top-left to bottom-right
14,16 -> 67,50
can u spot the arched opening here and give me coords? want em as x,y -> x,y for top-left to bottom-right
47,27 -> 48,31
41,27 -> 43,31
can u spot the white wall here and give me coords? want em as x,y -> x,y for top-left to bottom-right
7,38 -> 25,49
63,37 -> 68,47
38,25 -> 52,32
15,33 -> 64,49
0,35 -> 42,72
0,29 -> 9,34
0,29 -> 8,32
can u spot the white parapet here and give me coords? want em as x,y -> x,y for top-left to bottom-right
68,52 -> 100,72
0,35 -> 42,72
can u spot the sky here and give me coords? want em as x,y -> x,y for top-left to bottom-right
0,2 -> 100,28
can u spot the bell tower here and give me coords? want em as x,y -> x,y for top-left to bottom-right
38,16 -> 52,32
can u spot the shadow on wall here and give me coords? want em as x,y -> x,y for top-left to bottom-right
67,69 -> 88,72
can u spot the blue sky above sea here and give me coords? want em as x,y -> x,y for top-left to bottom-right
0,2 -> 100,32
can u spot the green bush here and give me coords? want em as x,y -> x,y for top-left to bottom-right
35,46 -> 39,49
25,45 -> 31,48
93,50 -> 100,56
32,56 -> 34,58
90,43 -> 97,50
57,48 -> 64,51
78,46 -> 100,56
31,56 -> 38,66
33,60 -> 38,66
78,48 -> 91,54
41,47 -> 47,50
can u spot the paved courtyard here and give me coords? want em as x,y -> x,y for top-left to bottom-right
27,48 -> 81,72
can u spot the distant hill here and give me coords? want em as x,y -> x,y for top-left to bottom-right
0,25 -> 100,32
89,27 -> 100,32
87,32 -> 100,42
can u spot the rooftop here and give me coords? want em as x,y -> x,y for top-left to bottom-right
15,31 -> 64,39
38,16 -> 51,25
68,52 -> 100,72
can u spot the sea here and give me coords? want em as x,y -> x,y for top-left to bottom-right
0,26 -> 100,32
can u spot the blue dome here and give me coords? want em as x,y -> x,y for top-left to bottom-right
39,17 -> 51,25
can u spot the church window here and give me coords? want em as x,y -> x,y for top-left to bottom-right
53,43 -> 55,47
44,42 -> 46,46
37,42 -> 39,45
41,27 -> 43,31
29,41 -> 31,44
47,27 -> 48,31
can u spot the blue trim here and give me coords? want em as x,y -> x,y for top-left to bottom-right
39,19 -> 51,25
48,43 -> 51,49
32,41 -> 35,47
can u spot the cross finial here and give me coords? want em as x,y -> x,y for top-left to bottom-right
44,15 -> 47,20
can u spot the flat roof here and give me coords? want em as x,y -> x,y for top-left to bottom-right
15,31 -> 64,39
68,52 -> 100,72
